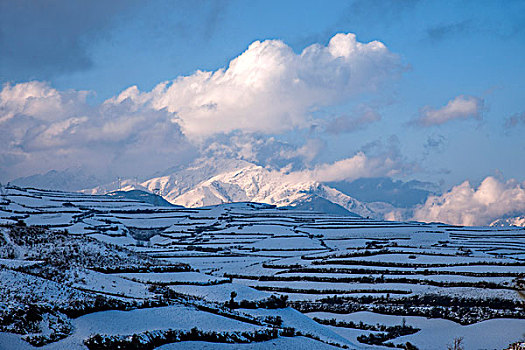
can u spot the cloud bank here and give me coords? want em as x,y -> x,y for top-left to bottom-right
414,95 -> 484,127
110,33 -> 401,139
0,81 -> 195,181
412,176 -> 525,226
0,33 -> 402,181
0,34 -> 402,180
309,151 -> 401,182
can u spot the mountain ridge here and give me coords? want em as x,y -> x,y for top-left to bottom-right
10,160 -> 525,226
85,160 -> 376,218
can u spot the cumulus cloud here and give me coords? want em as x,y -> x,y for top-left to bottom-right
200,133 -> 324,171
412,176 -> 525,226
309,152 -> 398,182
0,33 -> 403,182
0,81 -> 195,181
110,33 -> 401,139
282,138 -> 326,165
284,136 -> 412,183
413,95 -> 484,127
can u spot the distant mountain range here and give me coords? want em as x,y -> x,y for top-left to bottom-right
489,215 -> 525,227
107,190 -> 179,207
10,168 -> 103,192
10,161 -> 525,226
84,159 -> 377,218
11,159 -> 436,220
326,177 -> 439,208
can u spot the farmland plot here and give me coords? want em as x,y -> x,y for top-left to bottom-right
0,186 -> 524,349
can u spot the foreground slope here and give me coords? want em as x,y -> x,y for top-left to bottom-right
0,186 -> 524,349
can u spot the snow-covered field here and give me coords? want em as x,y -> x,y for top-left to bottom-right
0,186 -> 524,349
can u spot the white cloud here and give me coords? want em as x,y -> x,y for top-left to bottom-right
412,176 -> 525,226
282,138 -> 326,164
309,149 -> 406,182
0,81 -> 89,124
284,137 -> 411,183
199,133 -> 324,171
199,134 -> 408,183
414,95 -> 484,127
0,81 -> 194,181
0,33 -> 404,182
110,33 -> 401,139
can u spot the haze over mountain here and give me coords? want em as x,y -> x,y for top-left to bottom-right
325,177 -> 439,208
10,168 -> 104,192
12,160 -> 524,227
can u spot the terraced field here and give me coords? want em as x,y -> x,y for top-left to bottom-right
0,186 -> 524,349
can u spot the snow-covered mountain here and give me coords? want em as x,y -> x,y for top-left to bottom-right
10,161 -> 525,226
85,159 -> 377,218
490,215 -> 525,227
11,168 -> 104,192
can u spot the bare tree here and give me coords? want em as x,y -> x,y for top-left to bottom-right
447,337 -> 464,350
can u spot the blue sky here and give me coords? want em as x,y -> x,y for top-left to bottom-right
1,0 -> 524,190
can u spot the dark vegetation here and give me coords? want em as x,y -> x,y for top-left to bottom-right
226,294 -> 289,309
84,327 -> 294,350
253,285 -> 411,295
2,225 -> 190,276
225,273 -> 515,290
282,266 -> 524,278
292,294 -> 524,324
313,317 -> 420,347
312,258 -> 524,268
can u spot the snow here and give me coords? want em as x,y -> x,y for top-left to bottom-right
116,271 -> 229,285
87,159 -> 377,219
156,336 -> 342,350
0,258 -> 43,268
22,214 -> 75,227
0,332 -> 30,350
73,304 -> 263,334
2,186 -> 524,349
70,269 -> 154,299
246,237 -> 325,250
168,283 -> 270,303
42,304 -> 266,350
240,307 -> 359,348
395,317 -> 525,350
324,326 -> 390,350
88,233 -> 136,246
306,311 -> 525,350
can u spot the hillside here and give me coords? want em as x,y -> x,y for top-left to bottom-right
0,186 -> 524,349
